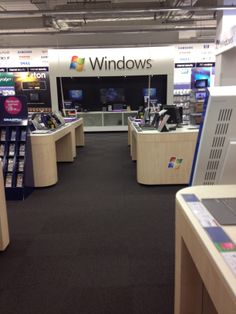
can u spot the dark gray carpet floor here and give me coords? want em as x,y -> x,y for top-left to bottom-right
0,132 -> 185,314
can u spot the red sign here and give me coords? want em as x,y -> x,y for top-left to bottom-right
4,96 -> 22,115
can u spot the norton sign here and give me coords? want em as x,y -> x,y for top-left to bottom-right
70,55 -> 152,72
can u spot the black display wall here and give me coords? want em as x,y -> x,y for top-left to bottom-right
56,75 -> 167,111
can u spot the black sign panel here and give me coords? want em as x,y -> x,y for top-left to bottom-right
175,63 -> 196,68
8,67 -> 29,72
196,62 -> 215,68
29,67 -> 49,72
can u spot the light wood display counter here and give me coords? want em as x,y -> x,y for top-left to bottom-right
129,120 -> 198,184
175,185 -> 236,314
70,118 -> 85,158
0,163 -> 10,251
30,118 -> 84,187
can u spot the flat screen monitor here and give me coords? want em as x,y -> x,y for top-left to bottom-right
191,67 -> 211,89
113,104 -> 124,111
143,88 -> 157,99
195,79 -> 208,89
162,105 -> 183,125
68,89 -> 83,101
100,88 -> 125,103
29,93 -> 39,102
63,101 -> 73,109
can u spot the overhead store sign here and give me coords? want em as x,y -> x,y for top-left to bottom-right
0,48 -> 48,68
216,24 -> 236,54
174,43 -> 216,90
215,3 -> 236,55
69,55 -> 152,72
49,47 -> 174,77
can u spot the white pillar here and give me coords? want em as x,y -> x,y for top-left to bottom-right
215,0 -> 236,85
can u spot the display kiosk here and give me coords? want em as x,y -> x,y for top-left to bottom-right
30,118 -> 84,187
128,119 -> 198,185
175,185 -> 236,314
190,86 -> 236,186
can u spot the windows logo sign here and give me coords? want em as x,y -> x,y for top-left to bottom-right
70,56 -> 85,72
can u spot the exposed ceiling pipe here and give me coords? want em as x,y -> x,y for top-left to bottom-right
163,0 -> 201,22
163,0 -> 182,22
0,25 -> 216,36
0,5 -> 235,17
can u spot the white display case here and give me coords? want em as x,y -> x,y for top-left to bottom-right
77,111 -> 137,132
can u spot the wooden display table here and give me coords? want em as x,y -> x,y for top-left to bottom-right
30,118 -> 84,187
70,118 -> 85,158
0,163 -> 10,251
129,120 -> 198,184
175,185 -> 236,314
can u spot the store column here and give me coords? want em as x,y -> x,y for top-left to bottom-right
215,0 -> 236,86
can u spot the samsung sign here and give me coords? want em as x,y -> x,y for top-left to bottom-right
69,55 -> 152,72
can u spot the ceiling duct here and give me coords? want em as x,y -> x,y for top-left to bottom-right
0,0 -> 230,47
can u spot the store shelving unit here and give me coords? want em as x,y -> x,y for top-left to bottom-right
0,124 -> 33,200
189,89 -> 207,127
173,89 -> 191,125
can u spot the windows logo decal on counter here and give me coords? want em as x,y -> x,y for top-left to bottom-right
70,56 -> 85,72
168,157 -> 183,169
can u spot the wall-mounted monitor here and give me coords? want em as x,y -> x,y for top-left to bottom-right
113,104 -> 125,111
68,89 -> 83,101
63,101 -> 73,109
58,75 -> 167,111
191,67 -> 210,89
195,79 -> 208,89
100,88 -> 125,103
29,93 -> 39,102
143,88 -> 157,99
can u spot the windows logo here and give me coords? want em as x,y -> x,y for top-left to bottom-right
168,157 -> 183,169
70,56 -> 85,72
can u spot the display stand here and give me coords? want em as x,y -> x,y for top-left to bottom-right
129,120 -> 198,185
173,89 -> 191,125
190,86 -> 236,186
189,89 -> 206,126
0,96 -> 33,200
30,118 -> 84,187
175,185 -> 236,314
